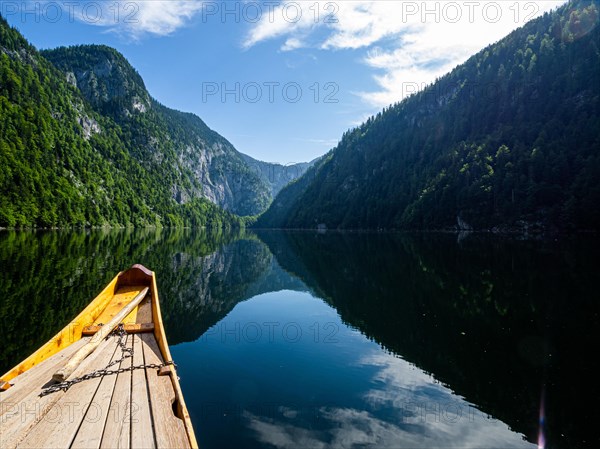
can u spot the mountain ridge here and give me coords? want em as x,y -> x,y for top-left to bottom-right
41,44 -> 302,216
256,0 -> 600,231
0,19 -> 312,227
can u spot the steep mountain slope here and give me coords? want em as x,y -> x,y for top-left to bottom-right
0,15 -> 315,227
239,153 -> 316,198
257,0 -> 600,231
255,153 -> 331,228
41,45 -> 272,217
0,17 -> 253,227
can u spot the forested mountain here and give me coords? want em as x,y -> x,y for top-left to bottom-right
256,153 -> 331,228
257,0 -> 600,231
0,19 -> 310,228
239,153 -> 316,198
41,45 -> 274,217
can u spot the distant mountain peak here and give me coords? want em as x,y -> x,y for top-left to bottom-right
42,45 -> 150,118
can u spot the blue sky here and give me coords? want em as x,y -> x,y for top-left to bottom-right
2,1 -> 566,163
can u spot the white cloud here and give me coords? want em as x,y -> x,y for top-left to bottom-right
357,1 -> 567,107
294,137 -> 340,147
281,37 -> 303,51
320,2 -> 417,50
245,1 -> 568,108
122,1 -> 204,36
56,0 -> 205,37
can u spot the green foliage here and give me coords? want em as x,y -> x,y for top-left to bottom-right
0,18 -> 260,227
257,0 -> 600,231
42,44 -> 272,217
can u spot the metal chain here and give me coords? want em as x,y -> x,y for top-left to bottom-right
40,324 -> 176,397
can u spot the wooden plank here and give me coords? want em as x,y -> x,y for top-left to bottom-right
0,338 -> 90,414
130,334 -> 155,449
53,288 -> 148,383
16,340 -> 120,449
135,296 -> 153,324
82,323 -> 154,336
0,276 -> 120,384
93,287 -> 142,327
141,333 -> 191,449
0,337 -> 116,449
70,336 -> 125,449
99,335 -> 133,449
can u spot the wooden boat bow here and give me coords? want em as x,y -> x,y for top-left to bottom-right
0,264 -> 198,449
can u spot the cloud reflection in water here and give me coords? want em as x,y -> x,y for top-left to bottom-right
245,349 -> 535,448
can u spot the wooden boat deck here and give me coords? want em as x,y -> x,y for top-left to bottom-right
0,275 -> 194,449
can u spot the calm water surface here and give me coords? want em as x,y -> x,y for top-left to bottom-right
0,229 -> 597,448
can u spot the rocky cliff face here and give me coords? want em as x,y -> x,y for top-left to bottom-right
239,154 -> 316,198
42,45 -> 274,216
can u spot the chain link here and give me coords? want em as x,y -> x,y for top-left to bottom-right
40,324 -> 176,397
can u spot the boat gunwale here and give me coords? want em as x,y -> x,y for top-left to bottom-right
0,274 -> 120,385
139,265 -> 199,449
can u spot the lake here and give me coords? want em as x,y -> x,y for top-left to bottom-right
0,229 -> 596,448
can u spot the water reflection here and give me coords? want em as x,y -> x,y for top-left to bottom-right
174,290 -> 534,448
0,228 -> 240,368
1,229 -> 596,448
257,232 -> 599,448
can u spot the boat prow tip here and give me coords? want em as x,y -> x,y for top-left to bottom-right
129,264 -> 153,275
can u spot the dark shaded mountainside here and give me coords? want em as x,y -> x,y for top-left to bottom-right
257,0 -> 600,231
0,18 -> 310,228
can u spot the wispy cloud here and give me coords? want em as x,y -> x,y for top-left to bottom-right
121,0 -> 204,36
243,2 -> 318,49
294,137 -> 339,147
245,1 -> 568,108
281,37 -> 303,52
50,0 -> 205,38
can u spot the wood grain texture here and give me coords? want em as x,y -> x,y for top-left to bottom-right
0,337 -> 115,449
141,333 -> 190,449
117,265 -> 153,288
130,334 -> 155,449
93,287 -> 144,327
0,338 -> 89,413
70,336 -> 123,449
82,323 -> 154,336
16,339 -> 119,449
1,265 -> 198,449
99,335 -> 133,449
53,287 -> 148,382
135,297 -> 153,325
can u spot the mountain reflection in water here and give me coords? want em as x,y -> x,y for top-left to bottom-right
1,229 -> 596,448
